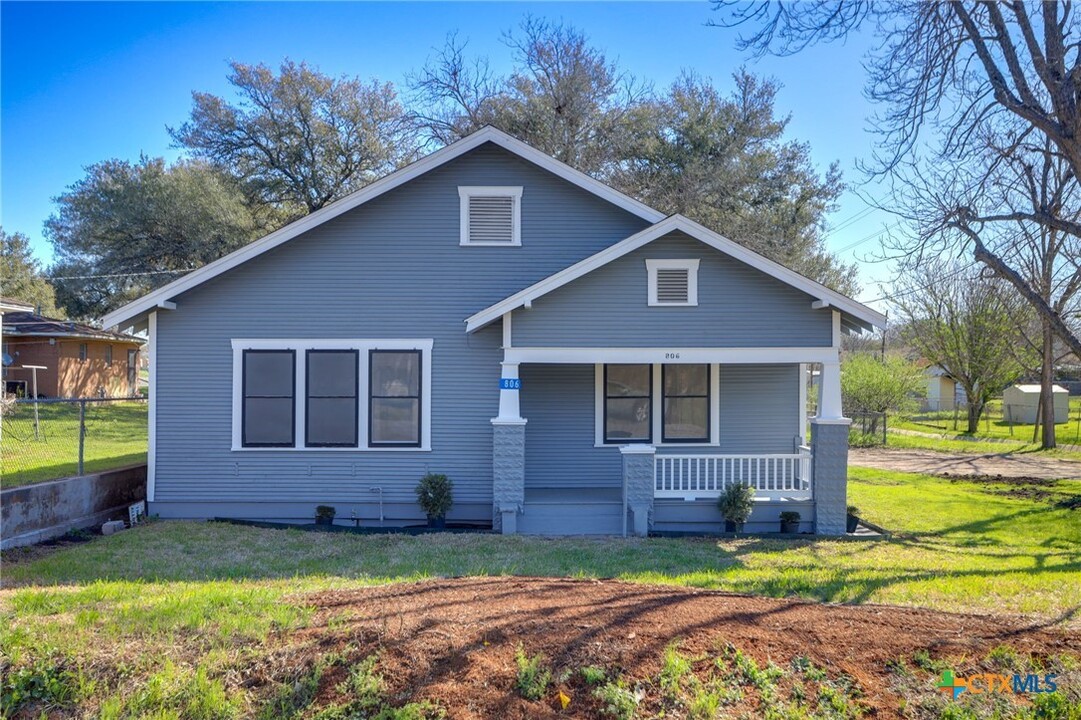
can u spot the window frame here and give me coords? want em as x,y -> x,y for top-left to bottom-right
241,348 -> 297,448
661,364 -> 711,444
304,349 -> 360,448
368,349 -> 423,449
105,345 -> 113,366
602,364 -> 653,444
645,259 -> 700,306
458,186 -> 523,247
230,339 -> 433,452
78,343 -> 87,362
595,363 -> 720,447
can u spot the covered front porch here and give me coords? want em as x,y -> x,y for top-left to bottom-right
489,337 -> 851,537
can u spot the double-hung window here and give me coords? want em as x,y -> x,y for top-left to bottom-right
604,364 -> 652,443
369,350 -> 421,447
306,350 -> 359,447
662,364 -> 710,443
242,350 -> 296,447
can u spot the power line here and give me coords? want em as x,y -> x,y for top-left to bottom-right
861,260 -> 980,305
827,206 -> 877,235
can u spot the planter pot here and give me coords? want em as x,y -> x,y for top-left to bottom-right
780,521 -> 799,534
315,516 -> 334,527
846,514 -> 860,533
724,520 -> 745,533
428,516 -> 446,529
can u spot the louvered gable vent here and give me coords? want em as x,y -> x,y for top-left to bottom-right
468,195 -> 515,243
459,186 -> 522,246
655,268 -> 690,303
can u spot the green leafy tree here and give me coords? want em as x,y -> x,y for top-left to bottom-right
612,71 -> 855,294
840,353 -> 925,418
172,60 -> 419,214
894,262 -> 1032,434
0,229 -> 60,317
46,157 -> 273,318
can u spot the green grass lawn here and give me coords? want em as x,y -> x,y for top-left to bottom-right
2,467 -> 1078,717
0,401 -> 147,488
894,397 -> 1081,443
879,428 -> 1081,461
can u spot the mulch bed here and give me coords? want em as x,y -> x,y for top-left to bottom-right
293,577 -> 1079,719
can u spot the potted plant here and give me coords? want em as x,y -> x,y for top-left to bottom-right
416,472 -> 453,528
846,505 -> 860,533
315,505 -> 336,527
779,511 -> 801,534
717,482 -> 755,533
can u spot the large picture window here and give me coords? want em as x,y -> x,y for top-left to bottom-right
369,350 -> 421,447
306,350 -> 359,447
242,349 -> 296,447
662,364 -> 710,443
604,364 -> 652,443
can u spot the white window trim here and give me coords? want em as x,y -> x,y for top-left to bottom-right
231,339 -> 434,452
646,259 -> 700,306
459,186 -> 523,246
594,363 -> 720,448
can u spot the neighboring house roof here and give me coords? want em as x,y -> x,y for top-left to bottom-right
0,298 -> 35,314
466,215 -> 886,333
102,125 -> 884,333
1009,384 -> 1067,394
3,311 -> 144,344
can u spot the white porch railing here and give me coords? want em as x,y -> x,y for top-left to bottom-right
654,447 -> 813,501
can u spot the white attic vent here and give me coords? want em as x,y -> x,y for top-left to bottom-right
459,186 -> 523,246
646,259 -> 700,306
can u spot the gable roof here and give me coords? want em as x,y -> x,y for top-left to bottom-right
102,126 -> 665,330
465,215 -> 887,333
4,311 -> 144,344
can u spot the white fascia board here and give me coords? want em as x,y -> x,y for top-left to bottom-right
102,126 -> 665,330
506,346 -> 839,365
465,215 -> 887,332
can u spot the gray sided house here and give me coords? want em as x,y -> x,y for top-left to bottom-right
104,127 -> 884,536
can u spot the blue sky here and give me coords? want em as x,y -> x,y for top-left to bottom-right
1,1 -> 896,304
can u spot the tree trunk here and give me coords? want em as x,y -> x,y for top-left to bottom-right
1041,318 -> 1057,449
966,398 -> 983,434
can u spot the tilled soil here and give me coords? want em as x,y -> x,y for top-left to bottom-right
850,447 -> 1081,479
295,577 -> 1079,719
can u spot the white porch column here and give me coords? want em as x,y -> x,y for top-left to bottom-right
496,361 -> 523,421
817,360 -> 844,421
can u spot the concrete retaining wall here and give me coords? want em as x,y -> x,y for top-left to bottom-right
1,464 -> 147,549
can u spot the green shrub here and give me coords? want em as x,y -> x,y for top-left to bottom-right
580,666 -> 607,686
416,473 -> 454,518
717,483 -> 755,525
514,644 -> 551,701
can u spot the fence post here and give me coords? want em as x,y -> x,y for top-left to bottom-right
78,400 -> 86,476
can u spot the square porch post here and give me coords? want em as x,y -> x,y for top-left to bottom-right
812,358 -> 851,535
492,360 -> 525,534
620,445 -> 655,537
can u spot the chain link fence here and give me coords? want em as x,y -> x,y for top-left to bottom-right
848,411 -> 887,446
1,397 -> 148,488
905,397 -> 1081,442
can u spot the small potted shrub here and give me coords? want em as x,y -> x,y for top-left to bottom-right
846,505 -> 860,533
779,510 -> 801,534
315,505 -> 336,527
416,472 -> 453,528
717,482 -> 755,533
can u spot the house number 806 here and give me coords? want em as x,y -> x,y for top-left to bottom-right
665,352 -> 681,359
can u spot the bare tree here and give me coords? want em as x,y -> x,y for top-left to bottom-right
893,261 -> 1031,434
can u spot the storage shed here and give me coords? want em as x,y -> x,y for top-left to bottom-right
1003,384 -> 1069,424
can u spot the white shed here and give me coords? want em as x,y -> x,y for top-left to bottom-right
1002,384 -> 1069,424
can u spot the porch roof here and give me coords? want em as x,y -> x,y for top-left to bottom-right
465,215 -> 886,335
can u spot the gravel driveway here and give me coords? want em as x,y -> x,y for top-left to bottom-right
849,447 -> 1081,479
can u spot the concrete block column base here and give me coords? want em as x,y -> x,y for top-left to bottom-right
492,418 -> 526,534
811,418 -> 851,536
621,445 -> 655,537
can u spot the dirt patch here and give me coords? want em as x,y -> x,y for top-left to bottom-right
285,577 -> 1079,720
850,447 -> 1081,479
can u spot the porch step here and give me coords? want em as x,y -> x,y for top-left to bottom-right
518,501 -> 624,536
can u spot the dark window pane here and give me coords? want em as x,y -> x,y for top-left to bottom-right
371,398 -> 419,444
244,397 -> 294,445
664,364 -> 708,396
371,352 -> 419,397
307,397 -> 357,446
245,352 -> 294,396
664,397 -> 709,441
606,397 -> 651,440
606,364 -> 650,397
308,351 -> 358,397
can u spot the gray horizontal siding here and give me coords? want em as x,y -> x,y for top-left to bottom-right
154,142 -> 649,516
717,365 -> 801,454
511,231 -> 833,347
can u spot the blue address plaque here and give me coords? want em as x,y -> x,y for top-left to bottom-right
499,378 -> 522,390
